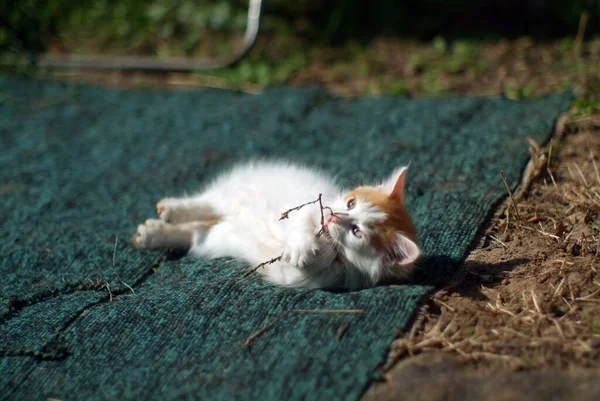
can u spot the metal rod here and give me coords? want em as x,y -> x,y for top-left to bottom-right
32,0 -> 262,72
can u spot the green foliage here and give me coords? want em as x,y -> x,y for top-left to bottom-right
1,0 -> 597,56
431,36 -> 447,55
571,98 -> 600,117
210,50 -> 308,86
0,0 -> 255,55
387,80 -> 409,96
504,83 -> 538,100
447,40 -> 480,73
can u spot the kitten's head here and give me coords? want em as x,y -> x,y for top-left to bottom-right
325,167 -> 419,284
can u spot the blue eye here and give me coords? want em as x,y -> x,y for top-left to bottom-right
351,225 -> 361,237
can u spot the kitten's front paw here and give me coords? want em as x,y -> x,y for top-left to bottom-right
131,219 -> 164,248
282,237 -> 321,269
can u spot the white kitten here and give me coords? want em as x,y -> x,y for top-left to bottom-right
132,161 -> 420,290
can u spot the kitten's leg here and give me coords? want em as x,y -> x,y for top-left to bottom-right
132,219 -> 207,249
156,198 -> 219,224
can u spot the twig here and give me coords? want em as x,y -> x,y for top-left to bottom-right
573,163 -> 589,187
245,193 -> 336,277
112,234 -> 119,268
546,138 -> 559,193
242,255 -> 282,278
279,194 -> 322,220
316,194 -> 326,237
291,309 -> 364,314
278,193 -> 335,238
592,155 -> 600,186
489,234 -> 509,249
244,308 -> 362,348
576,287 -> 600,300
103,282 -> 113,302
244,320 -> 277,348
552,277 -> 566,299
335,323 -> 350,341
500,171 -> 522,220
433,299 -> 456,313
530,289 -> 542,314
119,277 -> 135,294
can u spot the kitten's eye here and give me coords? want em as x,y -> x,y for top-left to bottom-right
346,198 -> 356,210
351,225 -> 362,237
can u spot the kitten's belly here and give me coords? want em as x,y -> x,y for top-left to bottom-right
191,162 -> 339,264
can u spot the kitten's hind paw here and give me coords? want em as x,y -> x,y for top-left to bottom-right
131,219 -> 164,248
156,198 -> 218,224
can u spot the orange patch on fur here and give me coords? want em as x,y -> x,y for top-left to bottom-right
346,186 -> 417,251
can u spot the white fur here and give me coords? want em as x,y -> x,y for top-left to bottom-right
133,160 -> 419,290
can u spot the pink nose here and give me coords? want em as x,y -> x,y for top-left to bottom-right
328,215 -> 339,225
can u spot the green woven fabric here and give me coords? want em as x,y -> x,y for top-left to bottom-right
0,77 -> 570,400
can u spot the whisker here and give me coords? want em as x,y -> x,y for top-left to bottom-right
306,240 -> 339,267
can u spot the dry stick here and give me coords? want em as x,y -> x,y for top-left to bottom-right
242,255 -> 283,278
112,234 -> 135,295
119,278 -> 135,295
315,194 -> 327,238
292,309 -> 364,314
103,282 -> 114,302
244,309 -> 362,347
279,193 -> 331,237
335,323 -> 350,341
500,170 -> 522,221
573,163 -> 589,187
242,306 -> 351,349
433,299 -> 456,313
112,234 -> 119,268
279,194 -> 323,221
244,193 -> 331,277
546,138 -> 560,192
592,154 -> 600,186
515,137 -> 547,200
244,320 -> 278,348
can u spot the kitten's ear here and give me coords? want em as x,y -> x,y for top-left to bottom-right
382,166 -> 409,202
389,234 -> 420,266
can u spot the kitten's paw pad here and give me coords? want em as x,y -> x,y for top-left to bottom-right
132,224 -> 150,248
132,220 -> 163,248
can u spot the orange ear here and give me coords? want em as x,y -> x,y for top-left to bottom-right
383,167 -> 409,202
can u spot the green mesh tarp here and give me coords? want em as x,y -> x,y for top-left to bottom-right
0,77 -> 570,400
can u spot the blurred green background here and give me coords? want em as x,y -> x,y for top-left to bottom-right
0,0 -> 598,115
1,0 -> 598,55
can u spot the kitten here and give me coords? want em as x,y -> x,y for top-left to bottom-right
132,161 -> 419,290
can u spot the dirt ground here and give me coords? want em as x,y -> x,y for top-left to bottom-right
26,33 -> 600,399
